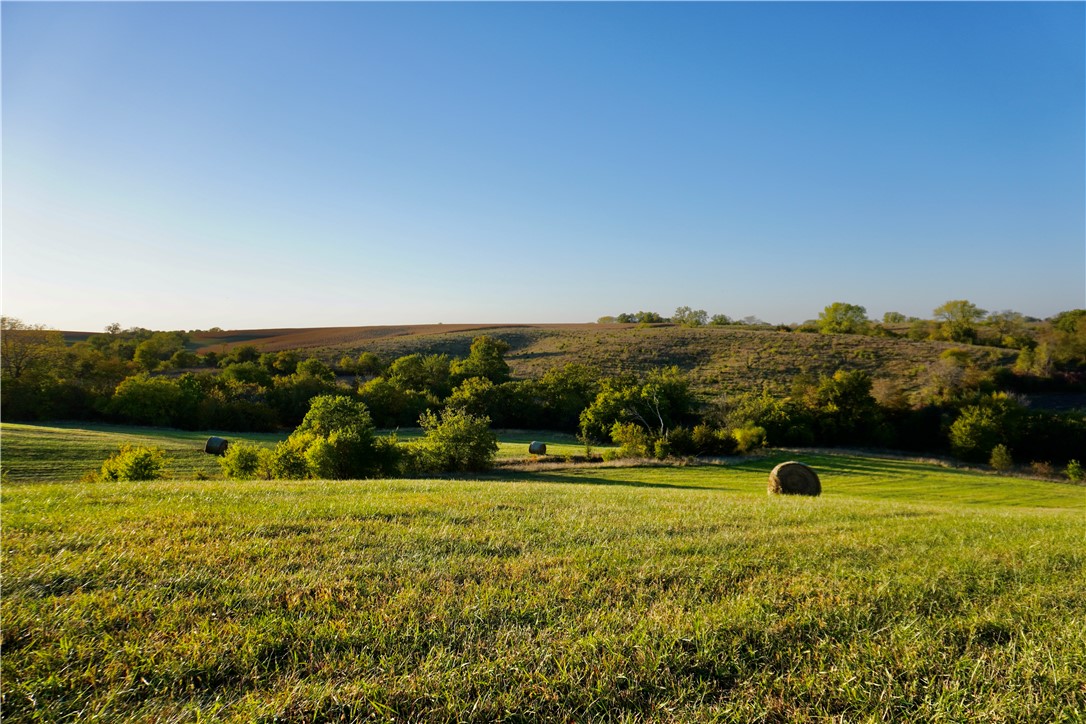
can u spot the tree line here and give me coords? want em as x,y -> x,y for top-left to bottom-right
599,302 -> 1086,368
2,314 -> 1084,474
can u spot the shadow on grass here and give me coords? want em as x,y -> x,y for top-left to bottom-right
487,469 -> 726,492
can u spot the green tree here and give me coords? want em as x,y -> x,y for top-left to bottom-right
934,300 -> 988,343
355,352 -> 385,377
108,374 -> 185,426
221,361 -> 273,388
882,311 -> 907,324
579,367 -> 695,440
0,317 -> 66,380
445,376 -> 498,418
287,395 -> 383,479
673,306 -> 709,328
415,408 -> 498,473
538,363 -> 602,431
133,331 -> 189,372
817,303 -> 869,335
296,395 -> 374,438
296,357 -> 335,382
452,336 -> 510,384
708,314 -> 732,326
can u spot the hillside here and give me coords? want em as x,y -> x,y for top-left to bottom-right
193,323 -> 1017,396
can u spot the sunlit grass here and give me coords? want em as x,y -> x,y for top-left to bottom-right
2,438 -> 1083,721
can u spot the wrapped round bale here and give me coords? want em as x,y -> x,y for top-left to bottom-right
205,436 -> 229,456
528,441 -> 547,456
768,461 -> 821,496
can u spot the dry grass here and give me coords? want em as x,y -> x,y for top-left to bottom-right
180,323 -> 1014,397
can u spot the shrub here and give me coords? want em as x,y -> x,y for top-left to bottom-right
989,444 -> 1014,472
219,441 -> 270,480
1029,461 -> 1055,478
949,405 -> 1002,462
692,423 -> 738,456
1065,459 -> 1084,483
733,424 -> 767,454
610,422 -> 654,458
416,408 -> 498,473
302,427 -> 378,479
265,436 -> 311,480
99,444 -> 169,481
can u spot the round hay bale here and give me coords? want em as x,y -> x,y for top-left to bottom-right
528,441 -> 547,456
768,461 -> 821,496
205,436 -> 229,456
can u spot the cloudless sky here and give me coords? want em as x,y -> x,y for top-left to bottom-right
3,1 -> 1083,331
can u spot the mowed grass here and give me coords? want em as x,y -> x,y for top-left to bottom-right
2,429 -> 1084,722
0,424 -> 605,484
0,423 -> 288,483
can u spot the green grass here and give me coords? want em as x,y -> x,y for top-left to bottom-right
0,423 -> 288,483
0,423 -> 605,484
2,425 -> 1084,721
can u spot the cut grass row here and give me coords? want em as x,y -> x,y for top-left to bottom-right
2,464 -> 1083,721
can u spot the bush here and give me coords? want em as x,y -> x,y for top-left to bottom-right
1065,459 -> 1084,483
265,436 -> 311,480
219,441 -> 270,480
733,424 -> 767,454
415,409 -> 498,473
99,444 -> 169,481
1029,461 -> 1055,478
610,422 -> 654,458
989,444 -> 1014,472
949,405 -> 1002,462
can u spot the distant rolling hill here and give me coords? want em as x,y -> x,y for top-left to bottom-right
190,323 -> 1018,397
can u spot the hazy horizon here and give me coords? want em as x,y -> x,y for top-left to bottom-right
4,2 -> 1084,331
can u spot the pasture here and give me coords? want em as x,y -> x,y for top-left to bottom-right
0,423 -> 599,484
1,424 -> 1083,722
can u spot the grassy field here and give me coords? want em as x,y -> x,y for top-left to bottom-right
0,423 -> 288,483
0,423 -> 602,484
2,425 -> 1084,722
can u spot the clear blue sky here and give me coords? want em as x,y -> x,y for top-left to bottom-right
3,2 -> 1083,331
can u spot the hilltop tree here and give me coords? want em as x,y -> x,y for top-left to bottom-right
673,306 -> 709,328
818,303 -> 869,335
934,300 -> 987,343
709,314 -> 732,326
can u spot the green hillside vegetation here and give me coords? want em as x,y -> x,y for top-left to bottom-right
3,454 -> 1082,721
4,305 -> 1084,470
325,325 -> 1017,398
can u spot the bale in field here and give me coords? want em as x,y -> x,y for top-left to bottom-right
205,437 -> 229,456
528,441 -> 547,455
768,461 -> 821,496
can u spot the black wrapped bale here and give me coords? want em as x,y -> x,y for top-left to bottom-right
768,461 -> 821,496
528,441 -> 547,456
205,436 -> 229,456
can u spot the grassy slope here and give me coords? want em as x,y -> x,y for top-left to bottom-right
182,323 -> 1016,396
340,326 -> 1017,396
2,424 -> 1084,722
